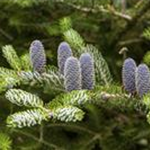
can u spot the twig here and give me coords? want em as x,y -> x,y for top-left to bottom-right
121,0 -> 126,14
119,47 -> 128,60
118,38 -> 143,46
65,3 -> 132,21
47,123 -> 96,135
113,0 -> 150,48
104,5 -> 131,21
13,129 -> 59,149
83,134 -> 101,149
0,28 -> 13,41
47,123 -> 101,149
39,123 -> 44,142
10,103 -> 14,114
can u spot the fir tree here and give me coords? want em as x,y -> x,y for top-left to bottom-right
0,1 -> 150,149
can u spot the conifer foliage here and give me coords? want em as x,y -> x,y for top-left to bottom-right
0,1 -> 150,149
60,17 -> 113,86
1,17 -> 150,150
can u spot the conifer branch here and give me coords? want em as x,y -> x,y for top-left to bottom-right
61,21 -> 113,85
20,53 -> 32,71
143,94 -> 150,109
113,0 -> 150,48
53,106 -> 85,122
143,27 -> 150,40
63,29 -> 85,49
0,67 -> 20,92
42,71 -> 64,91
19,70 -> 64,91
18,71 -> 42,84
13,129 -> 59,149
47,123 -> 96,135
0,132 -> 12,150
7,108 -> 51,128
85,45 -> 113,85
49,90 -> 90,107
2,45 -> 22,71
64,3 -> 132,21
5,89 -> 44,108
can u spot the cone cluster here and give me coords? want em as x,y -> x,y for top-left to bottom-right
29,40 -> 95,92
122,58 -> 150,97
57,41 -> 95,92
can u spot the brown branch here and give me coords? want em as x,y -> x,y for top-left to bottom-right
13,129 -> 60,149
121,0 -> 126,14
118,38 -> 143,46
47,123 -> 96,135
112,0 -> 150,49
0,28 -> 13,41
57,1 -> 132,21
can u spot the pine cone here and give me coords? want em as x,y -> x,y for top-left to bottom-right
79,53 -> 95,89
122,58 -> 136,94
30,40 -> 46,73
136,64 -> 150,97
64,57 -> 81,92
57,42 -> 72,75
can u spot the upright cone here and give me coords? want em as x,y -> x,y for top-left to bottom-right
79,53 -> 95,89
57,42 -> 72,75
136,64 -> 150,97
122,58 -> 136,94
64,57 -> 81,92
30,40 -> 46,73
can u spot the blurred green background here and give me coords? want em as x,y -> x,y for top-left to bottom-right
0,0 -> 150,81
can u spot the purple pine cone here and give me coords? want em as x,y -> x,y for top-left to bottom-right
136,64 -> 150,97
64,57 -> 82,92
30,40 -> 46,73
57,42 -> 72,75
122,58 -> 136,94
79,53 -> 95,90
